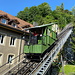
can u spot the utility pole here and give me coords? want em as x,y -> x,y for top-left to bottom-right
61,54 -> 65,75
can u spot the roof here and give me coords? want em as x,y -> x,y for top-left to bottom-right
0,10 -> 33,30
24,23 -> 54,30
0,22 -> 24,34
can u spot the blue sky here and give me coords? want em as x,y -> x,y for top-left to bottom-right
0,0 -> 75,16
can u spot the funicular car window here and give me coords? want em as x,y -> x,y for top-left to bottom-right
30,35 -> 37,44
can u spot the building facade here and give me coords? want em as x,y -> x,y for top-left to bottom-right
0,10 -> 33,74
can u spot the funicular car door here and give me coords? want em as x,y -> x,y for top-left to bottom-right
29,34 -> 37,53
29,34 -> 33,53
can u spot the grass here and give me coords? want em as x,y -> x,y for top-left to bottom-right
59,65 -> 75,75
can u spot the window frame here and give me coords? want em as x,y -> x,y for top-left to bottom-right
12,23 -> 17,28
10,37 -> 16,46
7,54 -> 14,64
1,19 -> 7,24
0,53 -> 3,66
0,34 -> 5,45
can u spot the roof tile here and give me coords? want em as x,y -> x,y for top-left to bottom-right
0,10 -> 33,30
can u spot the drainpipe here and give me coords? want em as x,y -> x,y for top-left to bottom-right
19,33 -> 25,62
19,35 -> 22,62
61,54 -> 65,74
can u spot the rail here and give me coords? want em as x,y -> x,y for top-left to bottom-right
0,53 -> 24,75
29,25 -> 72,75
0,23 -> 73,75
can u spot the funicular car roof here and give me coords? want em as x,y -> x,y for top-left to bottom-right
24,23 -> 54,31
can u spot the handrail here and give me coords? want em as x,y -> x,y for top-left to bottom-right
0,53 -> 24,74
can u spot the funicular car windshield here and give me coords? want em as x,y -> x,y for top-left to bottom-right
24,23 -> 54,45
29,28 -> 43,45
25,27 -> 46,45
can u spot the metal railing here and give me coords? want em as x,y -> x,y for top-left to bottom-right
0,53 -> 24,75
30,26 -> 72,75
0,23 -> 73,75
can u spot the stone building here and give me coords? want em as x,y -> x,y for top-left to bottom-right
0,10 -> 33,74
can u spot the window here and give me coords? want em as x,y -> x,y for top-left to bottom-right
10,37 -> 16,45
0,34 -> 4,44
30,36 -> 38,44
12,23 -> 17,28
1,19 -> 7,24
0,54 -> 3,66
8,55 -> 14,63
47,29 -> 50,36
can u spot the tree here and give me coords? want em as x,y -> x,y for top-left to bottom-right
16,2 -> 72,27
60,3 -> 64,11
54,3 -> 72,29
17,11 -> 25,20
43,15 -> 54,24
71,6 -> 75,61
56,6 -> 61,12
17,7 -> 30,21
38,2 -> 51,17
29,6 -> 39,22
34,15 -> 44,25
72,6 -> 75,16
71,25 -> 75,61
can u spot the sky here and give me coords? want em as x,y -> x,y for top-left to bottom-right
0,0 -> 75,16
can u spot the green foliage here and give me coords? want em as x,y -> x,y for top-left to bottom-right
59,65 -> 75,75
16,2 -> 72,29
17,2 -> 75,62
60,3 -> 64,11
71,13 -> 75,60
72,6 -> 75,16
38,2 -> 51,17
56,6 -> 61,12
34,15 -> 44,25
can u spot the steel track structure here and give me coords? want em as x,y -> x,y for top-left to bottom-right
29,24 -> 73,75
3,23 -> 73,75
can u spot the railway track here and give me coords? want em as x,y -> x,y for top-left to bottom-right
4,58 -> 39,75
29,24 -> 72,75
20,62 -> 38,75
4,23 -> 73,75
57,23 -> 72,40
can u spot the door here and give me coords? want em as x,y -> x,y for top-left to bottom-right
0,54 -> 3,66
